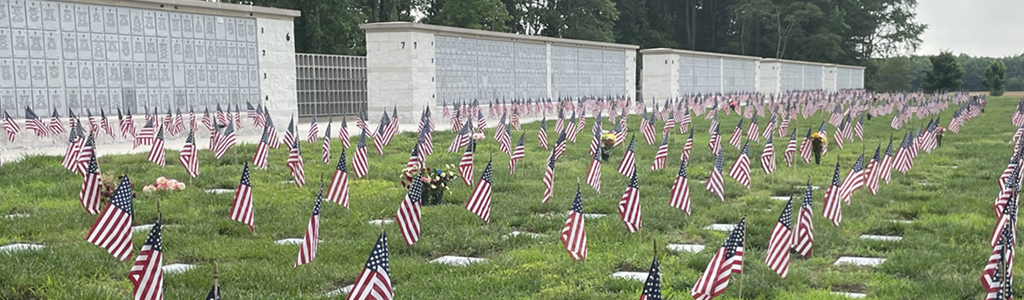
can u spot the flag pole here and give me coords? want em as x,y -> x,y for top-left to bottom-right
213,261 -> 220,298
737,202 -> 747,300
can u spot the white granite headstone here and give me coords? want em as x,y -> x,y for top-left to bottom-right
205,189 -> 235,194
275,238 -> 305,245
368,219 -> 394,226
834,257 -> 886,267
704,224 -> 736,232
162,263 -> 196,274
830,292 -> 866,298
859,235 -> 902,242
506,231 -> 544,239
667,244 -> 705,253
0,243 -> 44,253
430,255 -> 485,266
611,271 -> 648,281
324,285 -> 354,297
582,213 -> 606,219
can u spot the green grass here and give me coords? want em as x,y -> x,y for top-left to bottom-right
0,97 -> 1016,299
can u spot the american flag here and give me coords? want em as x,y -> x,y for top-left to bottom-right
565,110 -> 580,143
833,117 -> 846,150
822,161 -> 844,227
230,163 -> 255,232
135,119 -> 155,149
214,120 -> 237,159
322,121 -> 332,163
448,120 -> 472,153
614,113 -> 628,147
854,114 -> 865,140
554,108 -> 565,134
706,150 -> 725,201
793,182 -> 814,258
617,168 -> 642,233
729,119 -> 743,149
449,109 -> 462,133
761,135 -> 776,174
509,133 -> 526,174
48,108 -> 65,135
216,104 -> 228,125
728,140 -> 752,188
24,107 -> 46,137
373,112 -> 390,157
553,127 -> 568,160
866,145 -> 882,195
283,116 -> 296,151
766,197 -> 793,278
709,112 -> 719,133
405,142 -> 423,170
339,116 -> 351,149
640,111 -> 656,145
982,224 -> 1015,298
477,110 -> 487,130
252,127 -> 271,169
784,128 -> 798,167
881,138 -> 895,184
640,252 -> 661,300
85,175 -> 134,260
818,122 -> 829,155
561,183 -> 588,261
680,109 -> 692,134
247,102 -> 258,125
397,175 -> 425,246
3,110 -> 20,141
799,127 -> 813,163
992,182 -> 1017,245
573,110 -> 587,142
691,218 -> 745,300
669,158 -> 692,215
71,123 -> 90,175
417,120 -> 433,158
746,115 -> 760,142
709,124 -> 722,155
87,109 -> 100,134
588,113 -> 603,156
147,126 -> 166,167
459,141 -> 475,186
511,108 -> 521,131
681,127 -> 694,161
345,231 -> 392,300
171,109 -> 185,136
307,116 -> 320,144
326,148 -> 352,208
79,151 -> 102,215
893,132 -> 913,174
129,221 -> 163,300
353,129 -> 369,178
465,160 -> 493,223
538,116 -> 549,149
235,105 -> 244,130
840,154 -> 867,204
829,104 -> 843,126
842,115 -> 854,141
617,135 -> 637,176
778,116 -> 790,137
542,150 -> 556,204
295,188 -> 324,268
442,101 -> 450,118
60,124 -> 82,172
386,106 -> 400,142
287,139 -> 306,187
585,145 -> 602,192
651,135 -> 668,171
202,108 -> 213,131
498,121 -> 513,156
180,130 -> 199,178
662,111 -> 675,138
762,114 -> 777,140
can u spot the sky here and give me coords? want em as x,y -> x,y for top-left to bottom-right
915,0 -> 1024,57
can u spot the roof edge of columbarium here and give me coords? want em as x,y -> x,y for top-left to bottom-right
359,22 -> 640,50
66,0 -> 300,19
639,48 -> 762,61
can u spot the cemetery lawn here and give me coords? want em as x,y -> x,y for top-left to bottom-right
0,97 -> 1016,299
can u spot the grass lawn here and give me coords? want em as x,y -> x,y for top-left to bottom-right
0,96 -> 1015,299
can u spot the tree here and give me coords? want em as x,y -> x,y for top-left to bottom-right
874,56 -> 913,92
922,51 -> 964,92
983,60 -> 1007,96
428,0 -> 512,31
540,0 -> 620,42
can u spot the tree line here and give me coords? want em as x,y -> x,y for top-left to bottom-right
870,53 -> 1019,95
226,0 -> 1019,95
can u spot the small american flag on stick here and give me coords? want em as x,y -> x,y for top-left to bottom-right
617,168 -> 642,233
295,188 -> 323,268
561,183 -> 587,261
129,221 -> 163,300
691,218 -> 745,300
465,159 -> 494,223
397,174 -> 425,246
346,231 -> 393,300
326,148 -> 352,208
85,175 -> 134,260
230,163 -> 255,232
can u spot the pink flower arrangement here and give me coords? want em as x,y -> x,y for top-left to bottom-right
144,176 -> 186,192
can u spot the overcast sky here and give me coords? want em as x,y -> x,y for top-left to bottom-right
915,0 -> 1024,57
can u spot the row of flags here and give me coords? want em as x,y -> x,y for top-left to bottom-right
56,89 -> 985,300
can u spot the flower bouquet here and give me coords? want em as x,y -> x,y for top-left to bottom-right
401,164 -> 459,205
810,132 -> 827,165
600,131 -> 617,161
143,176 -> 186,192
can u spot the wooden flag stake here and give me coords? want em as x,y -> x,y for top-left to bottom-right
156,198 -> 162,223
213,261 -> 220,297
